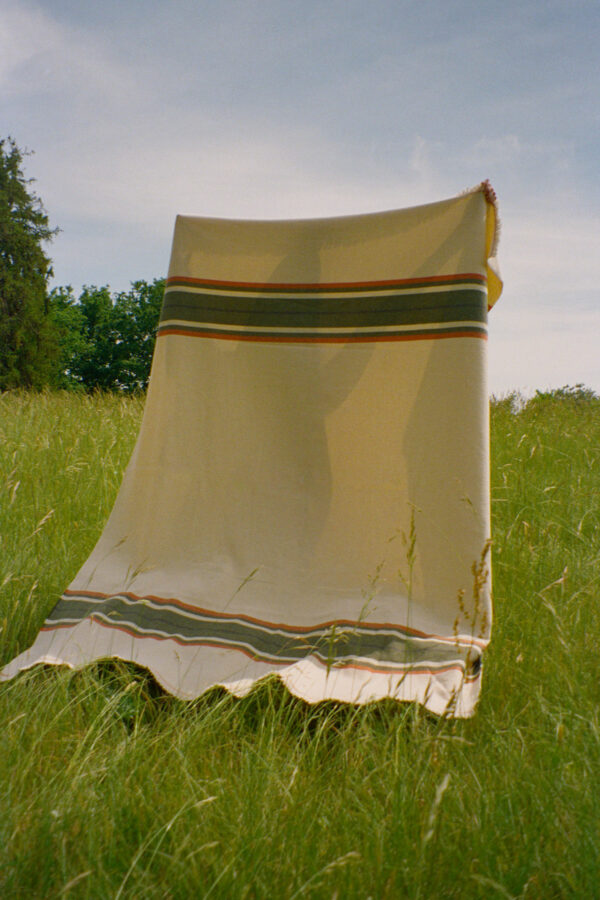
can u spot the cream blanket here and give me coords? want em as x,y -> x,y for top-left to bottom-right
2,183 -> 502,716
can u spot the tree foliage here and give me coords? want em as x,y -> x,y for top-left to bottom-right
49,279 -> 165,392
110,279 -> 165,391
0,137 -> 59,388
1,137 -> 164,392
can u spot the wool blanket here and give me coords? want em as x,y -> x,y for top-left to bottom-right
2,183 -> 502,716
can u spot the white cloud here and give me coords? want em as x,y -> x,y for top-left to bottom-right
0,3 -> 61,91
3,0 -> 598,393
489,307 -> 600,395
500,213 -> 599,299
0,1 -> 142,104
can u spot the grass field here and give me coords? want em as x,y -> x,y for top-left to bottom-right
1,388 -> 599,898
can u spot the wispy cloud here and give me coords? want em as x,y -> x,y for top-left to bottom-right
0,2 -> 141,103
3,0 -> 599,391
489,307 -> 600,394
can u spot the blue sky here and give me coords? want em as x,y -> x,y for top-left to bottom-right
2,0 -> 599,393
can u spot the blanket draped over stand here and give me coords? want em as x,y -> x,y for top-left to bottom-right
2,183 -> 502,717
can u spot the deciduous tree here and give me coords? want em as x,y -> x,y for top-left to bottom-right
49,279 -> 165,391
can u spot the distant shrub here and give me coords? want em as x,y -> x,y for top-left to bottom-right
491,384 -> 599,416
530,383 -> 599,404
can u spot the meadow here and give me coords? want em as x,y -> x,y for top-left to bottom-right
1,387 -> 599,898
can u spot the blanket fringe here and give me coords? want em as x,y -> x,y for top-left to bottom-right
460,180 -> 501,259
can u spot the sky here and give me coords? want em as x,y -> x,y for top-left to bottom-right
2,0 -> 599,395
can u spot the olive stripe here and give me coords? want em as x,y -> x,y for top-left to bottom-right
45,594 -> 480,669
63,587 -> 485,647
160,288 -> 487,328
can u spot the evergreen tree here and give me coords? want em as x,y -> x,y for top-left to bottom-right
0,137 -> 59,389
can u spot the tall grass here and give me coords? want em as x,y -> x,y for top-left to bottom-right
1,387 -> 599,898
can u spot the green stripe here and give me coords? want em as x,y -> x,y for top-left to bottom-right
160,288 -> 487,328
46,594 -> 478,671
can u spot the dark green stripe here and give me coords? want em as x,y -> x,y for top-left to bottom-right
46,595 -> 477,669
160,288 -> 487,328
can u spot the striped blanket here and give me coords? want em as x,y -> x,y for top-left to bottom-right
2,183 -> 501,716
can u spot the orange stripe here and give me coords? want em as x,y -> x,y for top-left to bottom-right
42,617 -> 478,678
157,328 -> 487,343
166,273 -> 486,291
61,587 -> 487,648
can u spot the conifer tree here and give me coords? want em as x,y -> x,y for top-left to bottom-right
0,137 -> 59,388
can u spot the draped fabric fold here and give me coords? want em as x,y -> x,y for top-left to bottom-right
2,183 -> 502,717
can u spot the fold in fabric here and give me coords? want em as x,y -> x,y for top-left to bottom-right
2,183 -> 502,717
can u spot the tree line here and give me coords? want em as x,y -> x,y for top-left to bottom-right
1,137 -> 163,392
